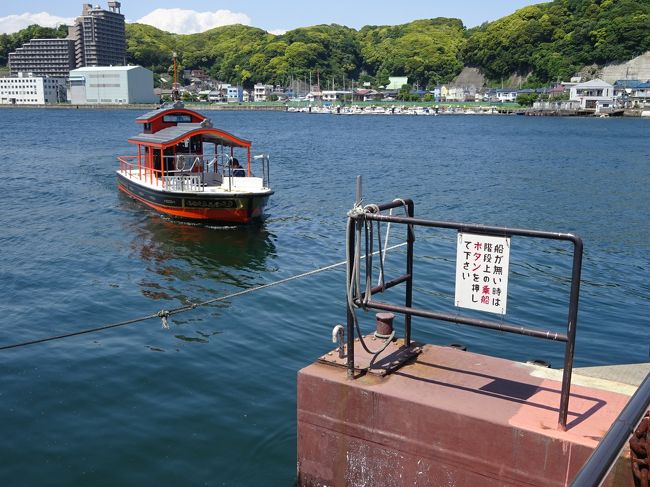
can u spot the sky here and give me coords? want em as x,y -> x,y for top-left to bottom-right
0,1 -> 546,35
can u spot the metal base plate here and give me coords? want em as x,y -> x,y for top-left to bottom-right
318,336 -> 423,377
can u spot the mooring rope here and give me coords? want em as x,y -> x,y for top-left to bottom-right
345,200 -> 412,357
346,203 -> 395,356
0,242 -> 407,352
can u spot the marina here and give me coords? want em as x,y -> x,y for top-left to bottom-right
0,108 -> 648,485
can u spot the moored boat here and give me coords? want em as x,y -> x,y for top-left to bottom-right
117,101 -> 273,224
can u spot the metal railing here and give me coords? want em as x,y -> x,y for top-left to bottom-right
117,153 -> 271,192
346,198 -> 584,431
571,372 -> 650,486
253,154 -> 271,189
118,154 -> 212,191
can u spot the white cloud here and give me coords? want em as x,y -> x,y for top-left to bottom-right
268,29 -> 287,36
0,12 -> 74,34
136,8 -> 251,34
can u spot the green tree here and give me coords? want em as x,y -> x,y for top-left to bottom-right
517,92 -> 539,106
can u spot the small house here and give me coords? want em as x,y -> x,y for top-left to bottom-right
569,79 -> 614,110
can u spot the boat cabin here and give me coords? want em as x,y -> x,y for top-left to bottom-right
125,102 -> 252,190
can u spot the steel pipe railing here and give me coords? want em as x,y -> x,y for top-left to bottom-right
346,198 -> 583,431
571,372 -> 650,486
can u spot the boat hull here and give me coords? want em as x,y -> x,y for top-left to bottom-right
117,173 -> 271,224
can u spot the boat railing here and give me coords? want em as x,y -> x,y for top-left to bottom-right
253,154 -> 271,189
162,154 -> 212,192
118,154 -> 214,191
118,153 -> 271,192
346,197 -> 584,431
219,153 -> 271,192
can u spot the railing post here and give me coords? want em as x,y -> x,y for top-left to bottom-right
346,214 -> 356,379
405,200 -> 414,346
559,235 -> 584,431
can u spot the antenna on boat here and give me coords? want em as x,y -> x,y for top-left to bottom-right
172,51 -> 180,102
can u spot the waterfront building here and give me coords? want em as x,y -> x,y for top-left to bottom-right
569,78 -> 614,110
8,39 -> 75,78
495,88 -> 519,103
548,84 -> 568,98
445,86 -> 466,102
0,75 -> 67,104
630,82 -> 650,107
253,83 -> 273,101
322,90 -> 351,102
68,66 -> 156,104
354,89 -> 383,102
68,2 -> 126,68
207,90 -> 226,103
227,86 -> 243,103
8,2 -> 125,79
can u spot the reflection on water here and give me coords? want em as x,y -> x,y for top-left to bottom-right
136,213 -> 277,270
120,195 -> 277,318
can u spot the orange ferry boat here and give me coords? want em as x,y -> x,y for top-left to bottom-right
116,101 -> 273,224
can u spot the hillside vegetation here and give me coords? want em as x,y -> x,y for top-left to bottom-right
3,0 -> 649,88
463,0 -> 650,85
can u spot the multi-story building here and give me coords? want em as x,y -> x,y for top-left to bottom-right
0,75 -> 66,104
569,79 -> 614,109
8,38 -> 75,78
227,86 -> 243,102
8,2 -> 125,79
253,83 -> 273,101
68,2 -> 126,68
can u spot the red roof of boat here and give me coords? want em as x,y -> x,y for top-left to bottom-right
135,102 -> 203,124
128,123 -> 251,149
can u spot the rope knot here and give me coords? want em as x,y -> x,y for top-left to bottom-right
364,204 -> 380,214
157,310 -> 171,329
347,203 -> 366,219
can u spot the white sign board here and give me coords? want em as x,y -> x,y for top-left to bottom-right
455,233 -> 511,315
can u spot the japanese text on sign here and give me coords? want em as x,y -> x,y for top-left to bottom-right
455,233 -> 511,315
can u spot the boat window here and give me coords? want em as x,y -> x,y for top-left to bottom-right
143,122 -> 152,133
163,114 -> 192,123
190,137 -> 202,154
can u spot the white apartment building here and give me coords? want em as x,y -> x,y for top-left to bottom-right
0,75 -> 66,104
321,90 -> 351,102
253,83 -> 273,101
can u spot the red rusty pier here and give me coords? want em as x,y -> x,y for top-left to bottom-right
297,338 -> 637,486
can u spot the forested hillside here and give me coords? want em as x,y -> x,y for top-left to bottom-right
2,0 -> 649,87
462,0 -> 650,84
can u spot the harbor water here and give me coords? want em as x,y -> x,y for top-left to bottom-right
0,108 -> 648,485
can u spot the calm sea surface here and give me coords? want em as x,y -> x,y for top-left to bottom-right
0,108 -> 648,485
